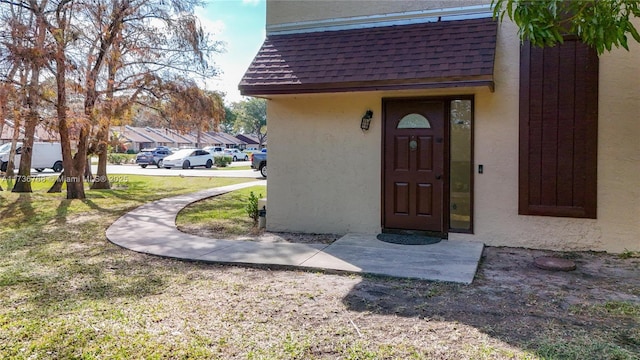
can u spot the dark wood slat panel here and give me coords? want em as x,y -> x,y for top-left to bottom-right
519,39 -> 598,219
582,43 -> 599,218
519,43 -> 532,214
540,45 -> 560,206
556,41 -> 577,207
528,45 -> 545,206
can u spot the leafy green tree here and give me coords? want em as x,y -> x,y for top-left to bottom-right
492,0 -> 640,54
232,97 -> 267,147
219,104 -> 237,133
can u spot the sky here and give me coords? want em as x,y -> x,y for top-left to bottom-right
196,0 -> 266,104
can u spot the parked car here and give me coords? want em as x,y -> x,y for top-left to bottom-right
224,148 -> 249,161
202,146 -> 225,157
251,149 -> 267,178
162,148 -> 214,169
243,148 -> 266,156
136,147 -> 172,168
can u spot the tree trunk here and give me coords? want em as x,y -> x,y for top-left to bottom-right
13,102 -> 40,193
47,171 -> 64,193
67,125 -> 88,199
51,27 -> 82,199
12,110 -> 36,193
4,116 -> 21,190
85,156 -> 93,180
13,10 -> 47,193
90,125 -> 110,190
1,47 -> 19,193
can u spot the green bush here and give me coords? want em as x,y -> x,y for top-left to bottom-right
214,156 -> 233,167
245,191 -> 262,224
107,153 -> 129,165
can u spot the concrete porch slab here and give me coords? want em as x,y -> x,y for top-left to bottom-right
301,234 -> 484,284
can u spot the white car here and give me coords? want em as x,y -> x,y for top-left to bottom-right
162,149 -> 214,169
224,148 -> 249,161
203,146 -> 226,157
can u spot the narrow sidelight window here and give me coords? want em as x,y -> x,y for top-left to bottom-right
450,99 -> 472,231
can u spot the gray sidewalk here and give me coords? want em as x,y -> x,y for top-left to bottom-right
106,182 -> 484,284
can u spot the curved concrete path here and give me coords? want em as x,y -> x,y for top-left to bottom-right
106,182 -> 484,284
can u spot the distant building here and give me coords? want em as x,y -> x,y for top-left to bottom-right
235,134 -> 266,150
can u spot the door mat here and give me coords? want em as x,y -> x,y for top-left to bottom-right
376,233 -> 442,245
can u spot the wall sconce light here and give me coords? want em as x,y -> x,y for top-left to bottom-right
360,110 -> 373,131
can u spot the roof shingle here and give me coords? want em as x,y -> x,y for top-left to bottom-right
240,18 -> 498,95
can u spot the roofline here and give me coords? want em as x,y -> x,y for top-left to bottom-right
267,4 -> 493,36
240,77 -> 495,96
146,127 -> 182,143
124,125 -> 156,143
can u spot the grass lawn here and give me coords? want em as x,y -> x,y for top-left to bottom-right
176,185 -> 266,236
0,175 -> 638,359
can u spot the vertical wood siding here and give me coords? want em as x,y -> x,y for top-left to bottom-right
519,39 -> 598,218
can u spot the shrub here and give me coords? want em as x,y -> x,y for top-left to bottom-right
107,153 -> 128,165
214,156 -> 232,167
245,191 -> 262,224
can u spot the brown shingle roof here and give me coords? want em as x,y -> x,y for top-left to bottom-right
112,126 -> 152,143
239,18 -> 497,95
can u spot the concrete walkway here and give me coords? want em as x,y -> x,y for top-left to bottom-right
106,182 -> 484,284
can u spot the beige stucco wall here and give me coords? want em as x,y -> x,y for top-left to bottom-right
267,0 -> 488,26
263,14 -> 640,253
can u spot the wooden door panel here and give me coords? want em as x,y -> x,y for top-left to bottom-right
416,183 -> 433,216
383,99 -> 445,233
417,136 -> 434,171
394,182 -> 410,215
394,136 -> 410,171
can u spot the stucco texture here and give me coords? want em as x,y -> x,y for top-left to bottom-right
262,18 -> 640,253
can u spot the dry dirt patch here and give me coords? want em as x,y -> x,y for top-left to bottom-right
176,225 -> 640,357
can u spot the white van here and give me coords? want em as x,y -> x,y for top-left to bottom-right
0,142 -> 64,173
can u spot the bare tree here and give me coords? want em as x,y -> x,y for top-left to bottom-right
0,0 -> 221,196
160,80 -> 224,148
78,0 -> 221,190
0,0 -> 51,192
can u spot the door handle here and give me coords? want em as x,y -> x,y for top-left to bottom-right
435,175 -> 442,180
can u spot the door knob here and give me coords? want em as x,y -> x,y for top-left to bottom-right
435,175 -> 442,180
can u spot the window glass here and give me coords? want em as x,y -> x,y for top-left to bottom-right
397,113 -> 431,129
450,100 -> 472,231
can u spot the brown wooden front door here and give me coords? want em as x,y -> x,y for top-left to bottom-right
383,99 -> 445,233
